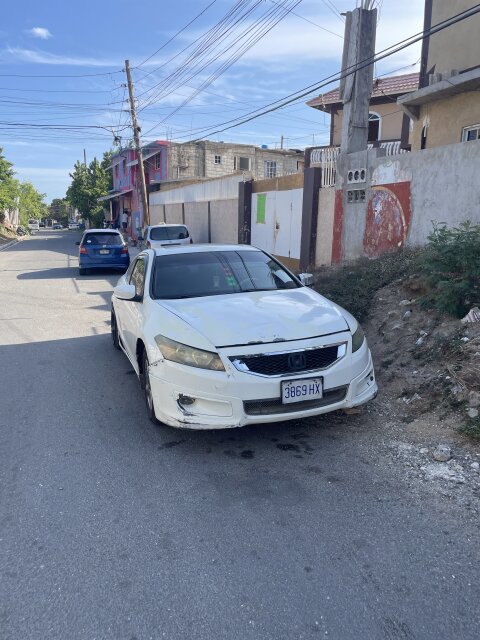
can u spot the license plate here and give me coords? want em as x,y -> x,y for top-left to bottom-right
282,378 -> 323,404
99,249 -> 110,254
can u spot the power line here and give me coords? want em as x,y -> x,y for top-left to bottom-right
163,2 -> 480,142
136,0 -> 219,68
268,0 -> 343,37
0,70 -> 124,79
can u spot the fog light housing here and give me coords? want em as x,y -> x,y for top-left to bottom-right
178,394 -> 196,407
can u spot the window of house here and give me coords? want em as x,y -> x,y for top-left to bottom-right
115,164 -> 119,178
368,112 -> 381,142
155,153 -> 161,169
234,156 -> 250,171
421,125 -> 428,150
462,124 -> 480,142
214,155 -> 222,165
122,159 -> 126,174
265,161 -> 277,179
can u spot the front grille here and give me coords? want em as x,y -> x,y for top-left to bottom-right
244,386 -> 348,416
230,345 -> 341,376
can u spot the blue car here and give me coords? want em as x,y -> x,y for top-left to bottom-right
77,229 -> 130,275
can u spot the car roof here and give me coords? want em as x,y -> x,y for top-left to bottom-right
147,223 -> 188,228
152,243 -> 261,256
83,228 -> 121,234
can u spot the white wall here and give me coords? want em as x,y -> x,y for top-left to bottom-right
315,187 -> 335,266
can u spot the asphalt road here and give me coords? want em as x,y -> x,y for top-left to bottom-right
1,231 -> 479,640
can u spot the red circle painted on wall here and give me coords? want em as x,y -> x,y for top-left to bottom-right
363,186 -> 407,258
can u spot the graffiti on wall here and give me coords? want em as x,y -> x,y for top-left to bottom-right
363,182 -> 411,258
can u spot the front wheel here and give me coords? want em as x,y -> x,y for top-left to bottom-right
142,350 -> 160,424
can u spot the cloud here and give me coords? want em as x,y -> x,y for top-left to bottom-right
27,27 -> 52,40
2,47 -> 120,67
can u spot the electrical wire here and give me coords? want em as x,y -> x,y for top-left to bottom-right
161,2 -> 480,142
135,0 -> 219,68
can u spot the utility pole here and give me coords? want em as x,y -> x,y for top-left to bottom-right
339,7 -> 377,154
280,135 -> 284,149
125,59 -> 150,228
83,148 -> 87,166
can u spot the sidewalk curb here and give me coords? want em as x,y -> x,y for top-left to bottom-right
0,238 -> 19,252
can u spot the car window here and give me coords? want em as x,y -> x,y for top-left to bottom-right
149,225 -> 189,241
82,233 -> 123,246
129,258 -> 146,298
151,251 -> 299,299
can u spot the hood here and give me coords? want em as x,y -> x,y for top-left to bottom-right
157,288 -> 349,348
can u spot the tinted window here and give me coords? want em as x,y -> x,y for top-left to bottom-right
152,251 -> 299,300
150,226 -> 189,241
82,233 -> 123,246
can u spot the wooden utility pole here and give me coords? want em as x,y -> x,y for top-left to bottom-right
125,59 -> 150,228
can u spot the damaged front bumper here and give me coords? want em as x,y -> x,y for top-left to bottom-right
147,335 -> 378,430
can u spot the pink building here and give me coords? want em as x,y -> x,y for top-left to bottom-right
100,140 -> 168,240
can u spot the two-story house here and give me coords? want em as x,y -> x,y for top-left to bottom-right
306,72 -> 419,154
100,140 -> 303,239
398,0 -> 480,150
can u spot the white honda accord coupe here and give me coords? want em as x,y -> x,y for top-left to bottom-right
111,244 -> 377,429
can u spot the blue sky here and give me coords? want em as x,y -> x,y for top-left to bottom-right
0,0 -> 424,201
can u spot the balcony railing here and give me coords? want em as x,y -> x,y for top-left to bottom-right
310,140 -> 408,187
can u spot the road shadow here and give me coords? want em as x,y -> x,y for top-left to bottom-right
17,267 -> 124,281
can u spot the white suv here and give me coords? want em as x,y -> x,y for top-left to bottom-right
144,224 -> 192,248
68,222 -> 79,230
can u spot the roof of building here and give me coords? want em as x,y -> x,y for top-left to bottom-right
306,72 -> 420,111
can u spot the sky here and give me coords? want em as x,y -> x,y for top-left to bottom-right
0,0 -> 425,201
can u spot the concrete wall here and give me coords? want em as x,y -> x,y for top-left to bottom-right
411,92 -> 480,150
149,174 -> 243,245
428,0 -> 480,77
315,187 -> 335,266
334,140 -> 480,261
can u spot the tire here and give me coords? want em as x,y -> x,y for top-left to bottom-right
111,310 -> 120,350
79,268 -> 87,275
142,350 -> 160,425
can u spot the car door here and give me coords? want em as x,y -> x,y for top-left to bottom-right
119,255 -> 148,367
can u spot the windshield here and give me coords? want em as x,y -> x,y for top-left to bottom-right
150,226 -> 189,241
152,250 -> 299,299
82,233 -> 123,246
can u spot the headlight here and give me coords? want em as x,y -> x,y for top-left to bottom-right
155,335 -> 225,371
351,325 -> 365,353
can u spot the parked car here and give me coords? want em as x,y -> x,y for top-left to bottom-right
111,244 -> 377,429
53,223 -> 63,229
143,224 -> 192,249
28,219 -> 39,231
77,229 -> 130,276
39,221 -> 45,228
68,222 -> 79,230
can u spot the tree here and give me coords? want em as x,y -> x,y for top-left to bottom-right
18,182 -> 48,226
49,198 -> 71,225
0,147 -> 18,214
67,151 -> 113,227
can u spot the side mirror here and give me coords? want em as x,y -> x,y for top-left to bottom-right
75,241 -> 80,245
298,273 -> 314,286
113,283 -> 138,301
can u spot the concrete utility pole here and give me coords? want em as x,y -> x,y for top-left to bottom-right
339,7 -> 377,154
125,59 -> 150,228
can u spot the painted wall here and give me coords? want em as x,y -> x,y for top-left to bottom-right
428,0 -> 480,76
334,139 -> 480,261
315,187 -> 336,266
411,92 -> 480,150
332,102 -> 406,146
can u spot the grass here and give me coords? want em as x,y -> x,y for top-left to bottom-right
313,249 -> 418,321
458,417 -> 480,441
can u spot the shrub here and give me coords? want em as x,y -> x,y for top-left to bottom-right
419,222 -> 480,318
313,249 -> 417,321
